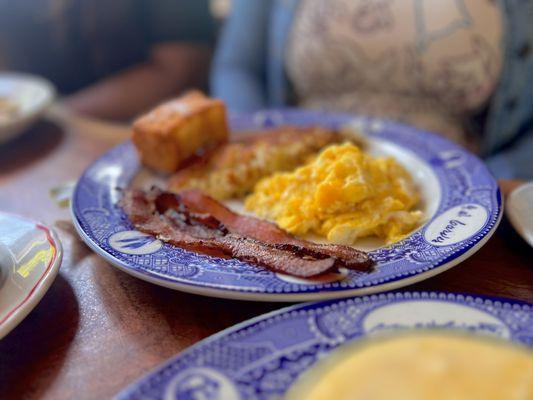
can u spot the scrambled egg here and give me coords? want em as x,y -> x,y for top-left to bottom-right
245,142 -> 423,244
286,333 -> 533,400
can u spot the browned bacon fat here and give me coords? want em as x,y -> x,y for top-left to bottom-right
121,188 -> 373,278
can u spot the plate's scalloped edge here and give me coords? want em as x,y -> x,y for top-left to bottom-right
71,109 -> 503,299
115,291 -> 532,399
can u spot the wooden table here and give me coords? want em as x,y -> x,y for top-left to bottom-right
0,111 -> 531,399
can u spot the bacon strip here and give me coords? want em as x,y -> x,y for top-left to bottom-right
177,189 -> 372,270
121,189 -> 338,278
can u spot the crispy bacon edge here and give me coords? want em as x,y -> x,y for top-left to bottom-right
120,188 -> 373,278
177,189 -> 372,270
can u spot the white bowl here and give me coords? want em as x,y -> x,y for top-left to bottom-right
506,182 -> 533,247
0,72 -> 55,144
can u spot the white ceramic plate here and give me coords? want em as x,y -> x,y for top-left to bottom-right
0,72 -> 55,144
0,212 -> 62,339
506,182 -> 533,247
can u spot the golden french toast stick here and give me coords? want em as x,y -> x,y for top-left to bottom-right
132,91 -> 228,173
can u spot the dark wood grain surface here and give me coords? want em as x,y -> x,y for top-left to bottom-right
0,114 -> 531,400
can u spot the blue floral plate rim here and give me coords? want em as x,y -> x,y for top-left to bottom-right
71,109 -> 502,301
115,291 -> 532,400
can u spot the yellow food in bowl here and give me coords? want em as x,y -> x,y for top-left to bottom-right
245,142 -> 423,244
286,333 -> 533,400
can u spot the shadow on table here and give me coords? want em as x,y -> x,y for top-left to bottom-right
0,120 -> 64,177
0,273 -> 79,399
498,215 -> 533,256
96,265 -> 279,354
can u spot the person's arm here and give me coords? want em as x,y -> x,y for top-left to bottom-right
63,43 -> 211,121
211,0 -> 271,112
485,129 -> 533,180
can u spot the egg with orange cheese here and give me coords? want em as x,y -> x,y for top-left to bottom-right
245,142 -> 423,245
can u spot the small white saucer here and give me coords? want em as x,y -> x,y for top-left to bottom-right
0,72 -> 55,144
0,213 -> 62,339
506,182 -> 533,247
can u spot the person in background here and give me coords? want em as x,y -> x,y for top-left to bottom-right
0,0 -> 216,120
212,0 -> 533,180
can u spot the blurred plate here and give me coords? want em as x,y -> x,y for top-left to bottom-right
116,291 -> 533,399
71,109 -> 502,301
506,182 -> 533,247
0,212 -> 62,339
0,72 -> 55,144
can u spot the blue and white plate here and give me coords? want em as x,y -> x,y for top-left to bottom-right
116,291 -> 532,399
72,110 -> 502,301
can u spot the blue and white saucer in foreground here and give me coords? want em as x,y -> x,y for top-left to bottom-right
116,291 -> 532,399
0,212 -> 62,339
72,109 -> 502,301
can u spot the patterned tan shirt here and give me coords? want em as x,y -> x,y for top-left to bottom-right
286,0 -> 503,149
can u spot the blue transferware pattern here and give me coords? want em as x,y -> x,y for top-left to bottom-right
116,292 -> 533,400
72,109 -> 502,300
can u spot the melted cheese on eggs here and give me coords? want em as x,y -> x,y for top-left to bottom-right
245,142 -> 423,244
